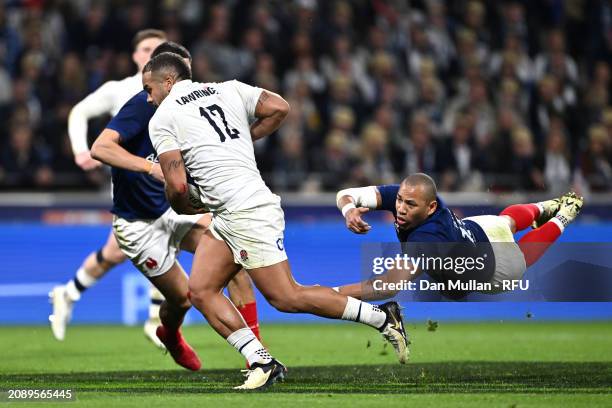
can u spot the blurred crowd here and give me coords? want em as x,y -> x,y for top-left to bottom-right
1,0 -> 611,193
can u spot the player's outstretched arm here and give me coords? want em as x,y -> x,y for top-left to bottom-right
68,82 -> 116,171
157,150 -> 205,215
90,129 -> 164,182
250,90 -> 290,141
336,186 -> 383,234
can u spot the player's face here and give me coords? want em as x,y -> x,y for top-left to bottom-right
142,71 -> 172,107
133,37 -> 165,71
395,184 -> 437,230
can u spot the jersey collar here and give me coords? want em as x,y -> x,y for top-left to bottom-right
171,79 -> 193,93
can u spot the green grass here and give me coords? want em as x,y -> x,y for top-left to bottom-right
0,322 -> 611,407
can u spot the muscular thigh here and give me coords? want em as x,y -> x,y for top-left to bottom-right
190,229 -> 241,293
149,262 -> 190,305
101,228 -> 128,264
179,214 -> 212,253
247,260 -> 299,301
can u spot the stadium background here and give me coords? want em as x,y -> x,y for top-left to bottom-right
1,0 -> 611,325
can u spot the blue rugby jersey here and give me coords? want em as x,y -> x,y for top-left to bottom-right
106,91 -> 170,220
377,184 -> 489,244
377,184 -> 494,298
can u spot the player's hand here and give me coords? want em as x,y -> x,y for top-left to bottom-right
75,151 -> 102,171
345,207 -> 371,234
149,163 -> 165,182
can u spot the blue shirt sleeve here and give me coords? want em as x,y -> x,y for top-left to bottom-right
377,184 -> 400,212
106,91 -> 154,143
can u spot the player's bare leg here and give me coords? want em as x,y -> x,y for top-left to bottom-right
335,266 -> 413,301
180,215 -> 262,339
189,231 -> 408,390
188,231 -> 285,389
148,261 -> 201,371
49,230 -> 126,341
227,271 -> 260,339
188,230 -> 244,337
248,260 -> 409,364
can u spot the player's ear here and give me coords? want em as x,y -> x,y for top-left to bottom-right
427,200 -> 437,216
164,75 -> 174,91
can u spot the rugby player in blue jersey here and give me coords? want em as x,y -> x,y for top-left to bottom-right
334,173 -> 583,300
89,42 -> 261,370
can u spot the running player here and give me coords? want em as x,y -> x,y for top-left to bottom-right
334,173 -> 584,300
144,52 -> 409,390
88,42 -> 261,370
50,29 -> 169,347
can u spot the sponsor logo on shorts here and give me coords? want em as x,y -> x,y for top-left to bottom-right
145,257 -> 159,270
240,249 -> 249,261
276,238 -> 284,251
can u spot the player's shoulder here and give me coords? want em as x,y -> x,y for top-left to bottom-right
124,89 -> 149,106
96,74 -> 139,92
150,100 -> 174,126
117,73 -> 142,87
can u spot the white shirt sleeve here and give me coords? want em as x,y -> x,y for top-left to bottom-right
228,80 -> 263,121
67,81 -> 118,155
149,108 -> 181,155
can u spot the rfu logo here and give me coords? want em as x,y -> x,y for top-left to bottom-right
276,238 -> 284,251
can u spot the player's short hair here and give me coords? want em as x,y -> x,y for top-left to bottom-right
143,52 -> 192,81
401,173 -> 437,202
151,41 -> 192,62
132,29 -> 167,49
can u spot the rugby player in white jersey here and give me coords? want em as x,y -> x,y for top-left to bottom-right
49,29 -> 169,348
88,41 -> 262,371
144,52 -> 409,390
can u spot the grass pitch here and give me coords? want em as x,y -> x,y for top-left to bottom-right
0,322 -> 610,407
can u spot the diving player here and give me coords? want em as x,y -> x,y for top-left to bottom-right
89,42 -> 261,370
50,29 -> 170,347
334,173 -> 584,300
145,52 -> 409,390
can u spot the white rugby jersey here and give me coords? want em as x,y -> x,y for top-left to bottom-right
68,73 -> 143,154
149,79 -> 274,213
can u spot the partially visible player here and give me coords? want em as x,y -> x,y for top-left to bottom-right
334,173 -> 584,300
145,53 -> 409,390
89,42 -> 261,369
49,29 -> 170,347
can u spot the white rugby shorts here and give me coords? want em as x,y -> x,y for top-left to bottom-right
112,208 -> 201,277
463,215 -> 527,292
209,194 -> 287,269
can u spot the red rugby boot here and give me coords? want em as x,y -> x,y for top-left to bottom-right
156,325 -> 201,371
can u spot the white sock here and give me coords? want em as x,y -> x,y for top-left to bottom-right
149,286 -> 164,319
65,268 -> 98,302
149,303 -> 161,320
550,216 -> 566,232
341,296 -> 387,330
227,328 -> 272,366
534,203 -> 544,216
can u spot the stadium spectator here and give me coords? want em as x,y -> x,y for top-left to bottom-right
578,125 -> 612,192
1,122 -> 53,188
0,1 -> 610,193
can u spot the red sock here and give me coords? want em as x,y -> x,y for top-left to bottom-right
237,302 -> 261,340
518,220 -> 562,267
500,204 -> 540,231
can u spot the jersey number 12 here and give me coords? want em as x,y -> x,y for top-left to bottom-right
199,104 -> 240,142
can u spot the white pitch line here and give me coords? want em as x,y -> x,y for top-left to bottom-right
0,283 -> 60,297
